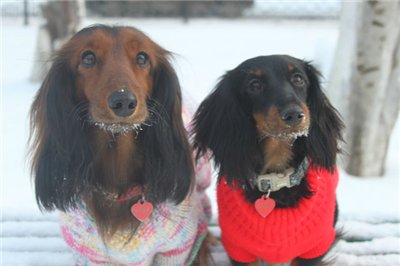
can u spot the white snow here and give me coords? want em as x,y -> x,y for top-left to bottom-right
335,237 -> 400,256
333,254 -> 400,266
2,252 -> 73,266
1,16 -> 400,266
338,221 -> 400,241
2,221 -> 60,237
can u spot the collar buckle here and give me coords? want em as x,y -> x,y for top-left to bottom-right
256,158 -> 309,193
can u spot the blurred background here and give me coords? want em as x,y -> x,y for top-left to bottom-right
1,0 -> 399,265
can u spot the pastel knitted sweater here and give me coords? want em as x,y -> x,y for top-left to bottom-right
218,167 -> 338,264
60,154 -> 211,266
60,108 -> 211,266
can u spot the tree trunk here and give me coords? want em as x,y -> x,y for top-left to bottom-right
23,0 -> 29,26
330,0 -> 400,177
30,0 -> 85,82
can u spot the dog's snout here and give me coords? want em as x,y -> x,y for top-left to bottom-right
108,90 -> 137,117
280,106 -> 305,126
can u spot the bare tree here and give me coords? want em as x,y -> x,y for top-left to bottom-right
31,0 -> 85,82
329,0 -> 400,177
23,0 -> 29,26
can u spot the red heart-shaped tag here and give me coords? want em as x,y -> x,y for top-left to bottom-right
130,200 -> 153,222
254,196 -> 276,218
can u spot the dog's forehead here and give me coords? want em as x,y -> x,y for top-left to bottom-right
118,27 -> 155,47
72,26 -> 153,50
240,55 -> 305,75
72,28 -> 113,50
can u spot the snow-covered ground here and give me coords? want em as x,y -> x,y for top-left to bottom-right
1,16 -> 399,266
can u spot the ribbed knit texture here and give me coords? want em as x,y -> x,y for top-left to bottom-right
218,167 -> 338,264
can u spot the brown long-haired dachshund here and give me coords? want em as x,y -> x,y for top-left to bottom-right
29,25 -> 212,265
192,55 -> 344,266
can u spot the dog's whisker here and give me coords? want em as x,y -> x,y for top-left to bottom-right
147,101 -> 168,121
146,108 -> 169,127
71,102 -> 89,120
70,102 -> 90,130
141,121 -> 152,127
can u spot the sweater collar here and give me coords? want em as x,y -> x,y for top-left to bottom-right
252,158 -> 309,193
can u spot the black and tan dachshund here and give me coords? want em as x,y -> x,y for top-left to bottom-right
192,55 -> 344,266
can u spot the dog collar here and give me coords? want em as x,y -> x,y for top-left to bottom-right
115,186 -> 143,202
96,185 -> 143,202
95,185 -> 154,222
253,158 -> 309,193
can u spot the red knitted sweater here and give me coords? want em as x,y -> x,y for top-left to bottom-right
217,167 -> 338,263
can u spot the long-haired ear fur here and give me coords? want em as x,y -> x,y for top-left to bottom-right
304,62 -> 344,171
142,54 -> 194,204
29,51 -> 92,212
192,72 -> 262,185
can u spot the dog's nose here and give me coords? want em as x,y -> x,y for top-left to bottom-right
280,106 -> 305,126
108,90 -> 137,117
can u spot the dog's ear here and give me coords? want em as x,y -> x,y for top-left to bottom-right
192,71 -> 261,185
143,55 -> 194,204
29,52 -> 92,212
304,62 -> 344,171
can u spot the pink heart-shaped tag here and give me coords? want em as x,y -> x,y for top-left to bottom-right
130,200 -> 153,222
254,196 -> 276,218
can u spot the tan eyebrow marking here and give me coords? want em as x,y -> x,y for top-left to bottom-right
250,68 -> 263,77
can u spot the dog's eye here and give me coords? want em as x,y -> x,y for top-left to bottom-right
291,73 -> 305,87
81,50 -> 96,67
136,52 -> 150,68
247,79 -> 263,94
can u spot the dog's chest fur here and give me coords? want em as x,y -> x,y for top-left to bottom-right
261,138 -> 293,174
